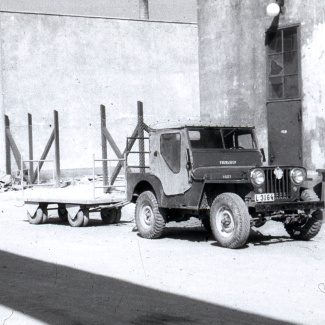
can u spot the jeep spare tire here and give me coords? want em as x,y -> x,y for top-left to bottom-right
135,191 -> 165,239
210,193 -> 250,248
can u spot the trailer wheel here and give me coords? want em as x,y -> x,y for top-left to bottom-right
135,191 -> 165,239
27,207 -> 48,225
68,209 -> 89,227
210,193 -> 250,248
58,206 -> 68,222
101,208 -> 121,224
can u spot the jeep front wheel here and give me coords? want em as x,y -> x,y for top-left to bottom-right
284,210 -> 323,240
284,189 -> 323,240
210,193 -> 250,248
135,191 -> 165,239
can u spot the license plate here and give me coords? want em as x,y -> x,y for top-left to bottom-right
255,193 -> 275,202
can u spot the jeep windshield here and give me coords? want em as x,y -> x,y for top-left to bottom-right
188,127 -> 257,150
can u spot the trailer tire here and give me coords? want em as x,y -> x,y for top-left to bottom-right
101,208 -> 121,224
68,209 -> 89,227
135,191 -> 165,239
58,206 -> 68,222
210,193 -> 250,248
28,207 -> 48,224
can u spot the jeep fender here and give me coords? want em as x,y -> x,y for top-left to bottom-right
127,173 -> 165,205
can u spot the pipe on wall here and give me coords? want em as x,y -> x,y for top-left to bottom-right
139,0 -> 149,20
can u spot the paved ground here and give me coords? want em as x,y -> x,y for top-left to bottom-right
0,189 -> 325,325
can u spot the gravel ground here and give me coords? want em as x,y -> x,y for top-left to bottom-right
0,189 -> 325,325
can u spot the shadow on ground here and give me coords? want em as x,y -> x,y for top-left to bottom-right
0,250 -> 294,325
247,229 -> 293,247
161,226 -> 294,248
23,217 -> 133,227
163,226 -> 212,243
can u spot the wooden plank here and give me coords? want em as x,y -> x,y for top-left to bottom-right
100,105 -> 108,189
109,126 -> 139,186
31,130 -> 55,184
102,127 -> 123,159
143,122 -> 150,133
28,113 -> 34,183
5,115 -> 11,174
5,128 -> 25,170
24,197 -> 127,205
137,101 -> 145,173
54,110 -> 61,188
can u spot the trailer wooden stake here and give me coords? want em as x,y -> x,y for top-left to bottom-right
54,110 -> 61,188
5,115 -> 11,174
28,113 -> 34,183
137,101 -> 145,173
101,105 -> 108,191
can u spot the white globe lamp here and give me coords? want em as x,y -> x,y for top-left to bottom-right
266,3 -> 281,17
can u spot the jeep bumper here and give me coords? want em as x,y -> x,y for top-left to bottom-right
255,201 -> 324,213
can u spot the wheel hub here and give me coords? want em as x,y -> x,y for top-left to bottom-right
216,207 -> 235,237
141,205 -> 153,228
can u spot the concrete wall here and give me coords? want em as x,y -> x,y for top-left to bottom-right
198,0 -> 325,176
0,11 -> 199,174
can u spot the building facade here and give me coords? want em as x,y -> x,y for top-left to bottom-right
0,11 -> 199,173
198,0 -> 325,183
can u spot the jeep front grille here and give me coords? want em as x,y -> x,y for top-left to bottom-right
264,168 -> 292,199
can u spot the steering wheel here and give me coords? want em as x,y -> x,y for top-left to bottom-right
230,146 -> 244,150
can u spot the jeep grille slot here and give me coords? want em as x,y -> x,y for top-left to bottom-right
264,168 -> 291,199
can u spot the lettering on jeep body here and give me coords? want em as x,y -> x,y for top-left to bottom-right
220,161 -> 237,165
223,175 -> 232,179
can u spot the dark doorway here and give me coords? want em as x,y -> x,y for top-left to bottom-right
266,25 -> 302,166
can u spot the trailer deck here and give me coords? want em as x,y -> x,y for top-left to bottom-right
24,184 -> 128,227
24,184 -> 127,205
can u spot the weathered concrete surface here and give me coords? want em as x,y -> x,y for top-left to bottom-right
0,192 -> 325,324
0,12 -> 199,172
0,16 -> 5,173
198,0 -> 325,176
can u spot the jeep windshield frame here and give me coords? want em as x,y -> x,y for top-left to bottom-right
187,127 -> 258,150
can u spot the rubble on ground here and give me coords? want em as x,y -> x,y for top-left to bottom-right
0,171 -> 13,192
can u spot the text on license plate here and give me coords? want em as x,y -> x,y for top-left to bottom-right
255,193 -> 275,202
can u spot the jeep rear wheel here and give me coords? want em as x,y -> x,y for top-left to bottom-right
135,191 -> 165,239
210,193 -> 250,248
101,208 -> 122,224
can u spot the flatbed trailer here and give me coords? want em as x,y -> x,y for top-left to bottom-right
24,184 -> 129,227
23,102 -> 150,227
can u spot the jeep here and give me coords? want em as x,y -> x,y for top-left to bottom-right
126,124 -> 324,248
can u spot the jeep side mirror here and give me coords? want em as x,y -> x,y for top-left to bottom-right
260,148 -> 266,163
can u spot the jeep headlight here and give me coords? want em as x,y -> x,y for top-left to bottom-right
290,168 -> 306,185
251,168 -> 265,186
